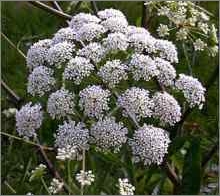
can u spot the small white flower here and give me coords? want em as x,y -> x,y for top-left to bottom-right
197,22 -> 209,34
152,91 -> 181,126
102,32 -> 129,52
47,89 -> 75,119
47,41 -> 74,67
176,28 -> 188,41
79,85 -> 111,118
76,23 -> 106,42
16,102 -> 43,139
175,74 -> 206,109
48,178 -> 63,194
76,170 -> 95,186
69,13 -> 100,31
2,108 -> 17,118
129,124 -> 170,165
27,66 -> 56,97
64,56 -> 94,85
98,59 -> 128,88
26,39 -> 52,70
193,39 -> 207,51
90,116 -> 128,153
157,24 -> 169,37
118,178 -> 135,195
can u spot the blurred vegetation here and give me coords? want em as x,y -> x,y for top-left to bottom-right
1,1 -> 219,195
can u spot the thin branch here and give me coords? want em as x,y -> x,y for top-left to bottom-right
1,132 -> 54,151
36,138 -> 71,194
29,1 -> 72,20
202,142 -> 218,169
51,1 -> 63,12
1,32 -> 26,59
1,80 -> 22,104
90,1 -> 99,15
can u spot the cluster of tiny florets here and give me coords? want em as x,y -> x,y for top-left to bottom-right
152,92 -> 181,126
27,66 -> 56,97
16,102 -> 43,139
64,56 -> 94,85
129,53 -> 159,81
117,87 -> 154,121
129,124 -> 170,165
77,42 -> 106,63
76,170 -> 95,186
147,1 -> 218,56
26,39 -> 52,70
175,74 -> 206,109
55,120 -> 89,160
52,27 -> 77,44
98,59 -> 128,88
118,178 -> 135,195
154,57 -> 176,86
90,116 -> 128,153
46,41 -> 74,68
79,85 -> 110,118
21,8 -> 207,175
47,89 -> 75,119
102,32 -> 129,52
48,178 -> 63,194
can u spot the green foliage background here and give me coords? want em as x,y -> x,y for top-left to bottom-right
1,1 -> 219,195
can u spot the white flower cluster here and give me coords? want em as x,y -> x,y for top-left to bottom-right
69,13 -> 100,31
27,66 -> 56,97
55,120 -> 89,160
90,116 -> 128,153
103,32 -> 129,52
16,102 -> 43,139
79,85 -> 110,118
175,74 -> 206,109
77,42 -> 106,63
76,23 -> 106,42
46,41 -> 74,68
147,1 -> 218,55
26,39 -> 52,70
22,8 -> 207,171
129,124 -> 170,165
64,56 -> 94,85
47,89 -> 75,119
152,92 -> 182,126
118,178 -> 135,195
76,170 -> 95,186
154,57 -> 176,86
2,108 -> 17,118
48,178 -> 63,194
98,59 -> 128,88
129,53 -> 159,81
117,87 -> 154,121
52,27 -> 77,44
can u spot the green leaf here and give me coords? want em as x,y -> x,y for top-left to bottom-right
181,137 -> 201,194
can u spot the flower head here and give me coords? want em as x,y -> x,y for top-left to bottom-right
175,74 -> 206,109
129,124 -> 170,165
27,66 -> 56,97
79,85 -> 110,118
64,56 -> 94,85
76,170 -> 95,186
118,178 -> 135,195
101,17 -> 128,33
52,27 -> 77,44
117,87 -> 154,121
157,24 -> 169,37
16,102 -> 43,139
193,39 -> 207,51
26,39 -> 52,70
98,8 -> 125,20
47,41 -> 74,68
90,116 -> 128,153
47,89 -> 75,119
98,59 -> 128,88
152,92 -> 181,126
48,178 -> 63,194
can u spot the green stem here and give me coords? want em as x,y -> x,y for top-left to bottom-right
67,160 -> 72,195
81,149 -> 86,195
4,181 -> 17,194
41,177 -> 51,195
182,43 -> 192,76
0,131 -> 54,151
